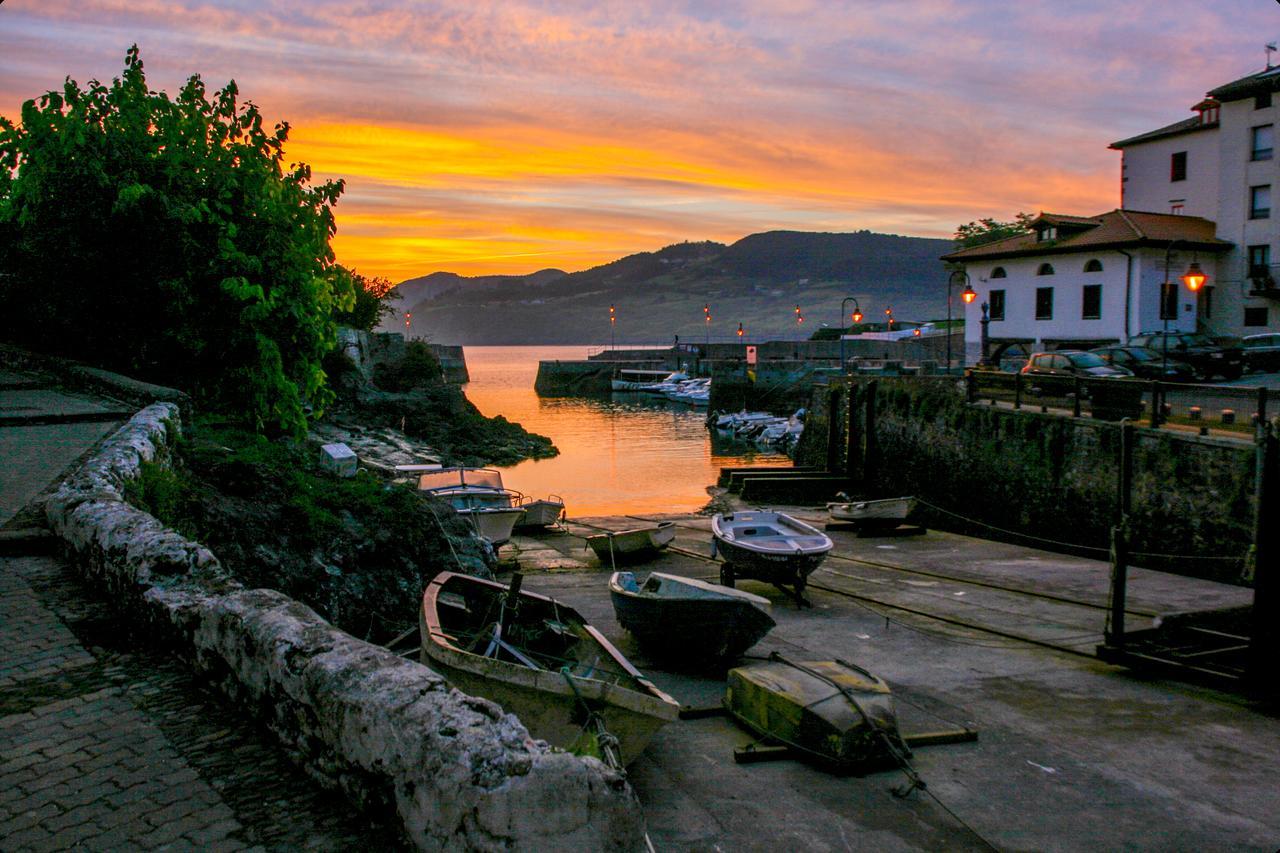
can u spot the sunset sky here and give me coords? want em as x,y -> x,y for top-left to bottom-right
2,1 -> 1277,281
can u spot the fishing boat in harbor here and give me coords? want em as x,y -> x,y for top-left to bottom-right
420,572 -> 680,767
827,495 -> 917,529
724,654 -> 910,773
711,510 -> 833,606
609,571 -> 776,667
586,521 -> 676,566
611,368 -> 689,392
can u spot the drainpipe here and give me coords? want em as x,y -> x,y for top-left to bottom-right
1117,248 -> 1134,342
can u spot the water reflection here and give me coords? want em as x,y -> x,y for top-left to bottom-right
463,346 -> 789,517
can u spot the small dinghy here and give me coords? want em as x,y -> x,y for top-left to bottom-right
514,494 -> 566,530
711,510 -> 833,606
724,653 -> 910,774
609,571 -> 776,667
586,521 -> 676,566
421,572 -> 679,767
827,495 -> 917,529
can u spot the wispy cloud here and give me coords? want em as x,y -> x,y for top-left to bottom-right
1,0 -> 1275,277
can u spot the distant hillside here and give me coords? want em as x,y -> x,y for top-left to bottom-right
383,230 -> 954,345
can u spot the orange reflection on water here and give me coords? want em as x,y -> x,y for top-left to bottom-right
463,346 -> 790,517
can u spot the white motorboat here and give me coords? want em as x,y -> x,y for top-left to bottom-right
611,369 -> 689,392
665,378 -> 711,406
409,466 -> 524,546
711,510 -> 833,606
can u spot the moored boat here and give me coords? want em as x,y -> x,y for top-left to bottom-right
827,495 -> 917,528
409,466 -> 524,545
711,510 -> 833,606
609,571 -> 776,667
514,494 -> 566,530
586,521 -> 676,566
724,654 -> 910,773
420,572 -> 680,766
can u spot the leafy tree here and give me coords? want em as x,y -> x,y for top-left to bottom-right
953,213 -> 1035,250
332,266 -> 398,331
0,46 -> 351,436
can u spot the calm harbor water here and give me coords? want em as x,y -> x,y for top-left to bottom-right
462,346 -> 789,517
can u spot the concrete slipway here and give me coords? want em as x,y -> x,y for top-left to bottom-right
506,515 -> 1277,851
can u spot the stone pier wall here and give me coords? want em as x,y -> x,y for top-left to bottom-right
43,404 -> 645,850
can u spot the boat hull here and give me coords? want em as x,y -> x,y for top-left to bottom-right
609,573 -> 776,667
827,496 -> 917,528
587,521 -> 676,565
711,511 -> 832,605
724,657 -> 907,773
457,506 -> 524,546
514,498 -> 565,530
420,573 -> 678,766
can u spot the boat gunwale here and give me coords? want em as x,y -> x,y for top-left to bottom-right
711,511 -> 833,558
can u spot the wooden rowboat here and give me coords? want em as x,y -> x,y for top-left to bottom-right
586,521 -> 676,566
711,510 -> 832,606
609,571 -> 776,667
827,495 -> 917,528
724,654 -> 910,774
420,572 -> 679,767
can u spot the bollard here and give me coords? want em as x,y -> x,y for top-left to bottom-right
1200,426 -> 1210,436
1189,406 -> 1202,421
1222,409 -> 1236,425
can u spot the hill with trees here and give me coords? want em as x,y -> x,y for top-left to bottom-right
386,230 -> 955,345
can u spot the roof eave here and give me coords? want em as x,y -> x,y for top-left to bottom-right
942,238 -> 1232,263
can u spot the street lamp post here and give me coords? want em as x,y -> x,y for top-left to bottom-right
838,296 -> 863,372
609,304 -> 616,352
704,303 -> 711,350
1160,240 -> 1209,378
947,269 -> 978,373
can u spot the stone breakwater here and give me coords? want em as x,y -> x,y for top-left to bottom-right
42,403 -> 645,851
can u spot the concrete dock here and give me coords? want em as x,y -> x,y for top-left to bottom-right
504,514 -> 1274,851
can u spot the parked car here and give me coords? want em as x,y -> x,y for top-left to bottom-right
1126,331 -> 1244,381
1089,345 -> 1197,381
1021,350 -> 1134,379
1241,332 -> 1280,373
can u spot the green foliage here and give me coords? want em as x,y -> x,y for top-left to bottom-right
374,339 -> 444,391
0,47 -> 349,436
332,266 -> 398,332
121,461 -> 203,540
953,213 -> 1035,250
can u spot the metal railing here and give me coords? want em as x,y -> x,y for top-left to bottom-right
964,370 -> 1271,434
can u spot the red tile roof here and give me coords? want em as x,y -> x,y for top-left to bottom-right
941,209 -> 1231,262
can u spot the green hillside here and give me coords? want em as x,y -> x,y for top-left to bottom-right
384,230 -> 954,345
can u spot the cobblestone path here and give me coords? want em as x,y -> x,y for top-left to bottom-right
0,553 -> 405,851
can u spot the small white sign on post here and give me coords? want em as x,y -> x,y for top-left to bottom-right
746,345 -> 757,365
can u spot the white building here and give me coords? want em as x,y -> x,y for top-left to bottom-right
945,64 -> 1280,363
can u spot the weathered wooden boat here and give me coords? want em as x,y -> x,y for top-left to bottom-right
421,572 -> 679,767
609,571 -> 776,667
514,494 -> 566,530
586,521 -> 676,566
724,654 -> 910,773
827,495 -> 917,528
711,510 -> 833,606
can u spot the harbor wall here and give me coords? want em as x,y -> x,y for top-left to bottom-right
797,378 -> 1256,584
534,360 -> 616,395
338,330 -> 469,384
42,403 -> 646,850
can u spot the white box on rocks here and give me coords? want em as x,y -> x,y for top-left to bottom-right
319,443 -> 359,478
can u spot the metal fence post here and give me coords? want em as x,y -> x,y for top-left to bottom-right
1073,378 -> 1083,418
1106,420 -> 1135,645
1149,381 -> 1161,428
1250,420 -> 1279,701
1014,373 -> 1023,410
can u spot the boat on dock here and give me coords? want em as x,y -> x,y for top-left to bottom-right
420,572 -> 680,766
514,494 -> 566,530
407,466 -> 524,546
711,510 -> 833,606
586,521 -> 676,566
609,571 -> 776,667
827,496 -> 917,529
724,654 -> 910,773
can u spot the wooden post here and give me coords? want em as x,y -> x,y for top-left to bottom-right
1150,381 -> 1162,428
1258,387 -> 1269,438
845,384 -> 862,485
1014,372 -> 1023,409
863,380 -> 879,492
1249,421 -> 1279,701
826,388 -> 842,474
1073,377 -> 1083,418
1106,420 -> 1135,645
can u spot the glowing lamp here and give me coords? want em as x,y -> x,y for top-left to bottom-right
1182,262 -> 1207,292
852,310 -> 863,323
962,284 -> 977,303
913,328 -> 921,337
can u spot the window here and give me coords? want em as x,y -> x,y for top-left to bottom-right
1249,244 -> 1271,278
990,266 -> 1007,279
1170,202 -> 1184,215
1035,287 -> 1054,320
1037,226 -> 1057,242
1083,259 -> 1103,273
988,289 -> 1006,321
1253,125 -> 1274,161
1036,263 -> 1055,276
1251,185 -> 1271,219
1171,151 -> 1187,181
1245,306 -> 1269,327
1259,92 -> 1273,110
1082,284 -> 1102,320
1160,282 -> 1178,321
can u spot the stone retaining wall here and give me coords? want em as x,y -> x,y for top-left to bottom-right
43,403 -> 645,850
